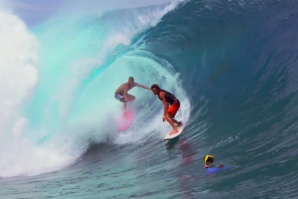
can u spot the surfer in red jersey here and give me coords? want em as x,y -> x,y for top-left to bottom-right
115,76 -> 150,110
151,84 -> 183,135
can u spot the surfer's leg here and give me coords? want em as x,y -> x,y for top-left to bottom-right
122,94 -> 135,110
167,103 -> 182,132
115,94 -> 127,110
166,116 -> 179,135
172,118 -> 183,127
126,94 -> 135,102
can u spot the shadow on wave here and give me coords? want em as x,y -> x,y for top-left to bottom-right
68,141 -> 121,169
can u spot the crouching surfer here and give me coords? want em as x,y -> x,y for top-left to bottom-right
115,76 -> 150,110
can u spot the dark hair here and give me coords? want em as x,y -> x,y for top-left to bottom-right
151,84 -> 160,90
129,76 -> 134,81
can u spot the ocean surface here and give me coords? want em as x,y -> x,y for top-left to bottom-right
1,0 -> 298,198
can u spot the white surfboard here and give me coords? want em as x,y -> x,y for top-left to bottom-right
163,126 -> 184,141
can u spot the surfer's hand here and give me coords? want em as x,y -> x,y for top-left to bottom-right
162,115 -> 166,122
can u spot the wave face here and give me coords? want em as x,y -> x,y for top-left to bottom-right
1,0 -> 298,198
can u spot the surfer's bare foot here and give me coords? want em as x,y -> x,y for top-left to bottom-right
170,129 -> 179,135
176,122 -> 183,127
123,102 -> 127,110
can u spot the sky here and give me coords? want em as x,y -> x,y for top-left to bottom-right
4,0 -> 173,28
2,0 -> 61,27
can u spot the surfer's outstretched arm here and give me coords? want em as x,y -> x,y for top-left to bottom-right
134,82 -> 150,90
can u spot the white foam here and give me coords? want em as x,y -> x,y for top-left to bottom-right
136,1 -> 179,28
0,9 -> 74,178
